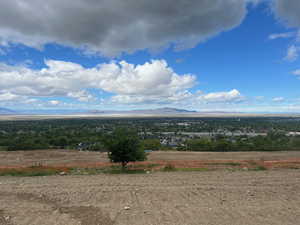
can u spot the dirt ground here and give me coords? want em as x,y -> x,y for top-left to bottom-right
0,170 -> 299,225
1,150 -> 300,168
1,151 -> 300,224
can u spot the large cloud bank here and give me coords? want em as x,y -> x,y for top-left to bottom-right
0,0 -> 247,56
0,59 -> 247,107
0,60 -> 196,104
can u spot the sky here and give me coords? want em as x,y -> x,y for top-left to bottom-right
1,0 -> 300,113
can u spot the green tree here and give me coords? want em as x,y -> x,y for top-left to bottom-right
141,139 -> 161,150
186,138 -> 212,151
103,128 -> 146,169
212,139 -> 232,152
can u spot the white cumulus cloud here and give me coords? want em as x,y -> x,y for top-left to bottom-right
0,59 -> 196,105
198,89 -> 244,103
272,97 -> 285,102
49,100 -> 60,106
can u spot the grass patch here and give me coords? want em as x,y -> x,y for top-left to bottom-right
223,162 -> 241,166
207,162 -> 241,167
249,165 -> 267,171
162,164 -> 210,172
103,168 -> 147,174
0,167 -> 62,177
69,168 -> 105,175
247,160 -> 259,166
70,166 -> 148,175
175,167 -> 210,172
226,165 -> 268,172
127,163 -> 160,169
0,146 -> 8,151
286,166 -> 300,169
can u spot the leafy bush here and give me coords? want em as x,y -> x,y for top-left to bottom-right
103,128 -> 147,168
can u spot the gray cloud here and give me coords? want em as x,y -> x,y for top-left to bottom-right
273,0 -> 300,27
0,0 -> 247,56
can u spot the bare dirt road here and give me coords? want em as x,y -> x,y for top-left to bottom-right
0,170 -> 300,225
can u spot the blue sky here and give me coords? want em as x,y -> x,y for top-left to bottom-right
1,0 -> 300,112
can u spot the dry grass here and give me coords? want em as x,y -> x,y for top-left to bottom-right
0,150 -> 300,176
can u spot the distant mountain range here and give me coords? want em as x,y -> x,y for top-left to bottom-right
0,107 -> 16,114
0,107 -> 242,115
87,107 -> 198,114
0,107 -> 197,115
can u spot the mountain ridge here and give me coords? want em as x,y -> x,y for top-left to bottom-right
0,107 -> 16,114
0,107 -> 243,115
87,107 -> 198,114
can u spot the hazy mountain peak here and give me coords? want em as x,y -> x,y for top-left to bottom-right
88,107 -> 197,114
0,107 -> 16,114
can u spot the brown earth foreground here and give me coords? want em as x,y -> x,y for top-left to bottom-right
0,170 -> 299,225
0,150 -> 300,225
0,150 -> 300,224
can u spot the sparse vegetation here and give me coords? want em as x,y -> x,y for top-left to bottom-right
249,165 -> 268,171
207,162 -> 241,166
0,167 -> 66,177
174,167 -> 210,172
70,166 -> 147,175
163,164 -> 176,171
1,156 -> 300,177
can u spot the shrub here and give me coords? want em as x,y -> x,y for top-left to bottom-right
103,128 -> 147,169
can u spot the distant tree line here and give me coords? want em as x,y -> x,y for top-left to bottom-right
0,118 -> 300,152
181,132 -> 300,152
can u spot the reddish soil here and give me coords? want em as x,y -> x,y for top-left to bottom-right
0,150 -> 300,170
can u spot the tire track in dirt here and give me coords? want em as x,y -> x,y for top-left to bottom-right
0,209 -> 13,225
1,171 -> 300,225
0,191 -> 113,225
59,206 -> 113,225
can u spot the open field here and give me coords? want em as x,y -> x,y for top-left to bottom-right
0,170 -> 300,225
1,150 -> 300,169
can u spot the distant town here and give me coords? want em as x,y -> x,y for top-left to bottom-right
1,117 -> 300,152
